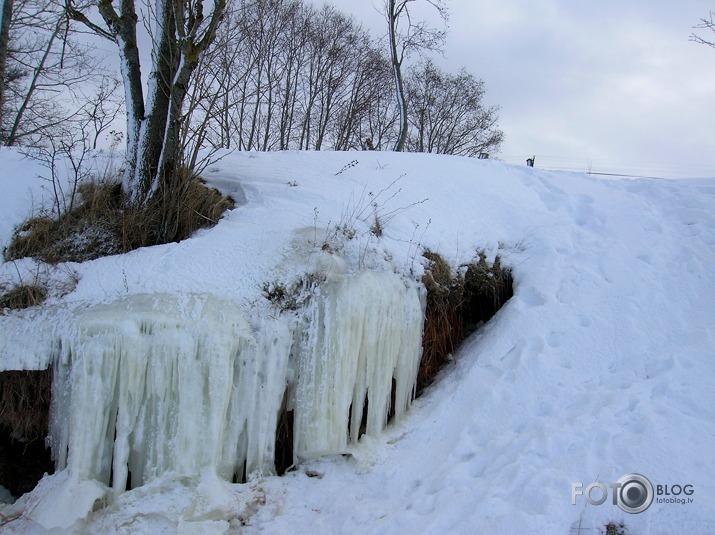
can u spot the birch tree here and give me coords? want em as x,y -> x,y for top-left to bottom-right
67,0 -> 227,236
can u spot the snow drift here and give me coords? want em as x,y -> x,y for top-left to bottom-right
1,149 -> 714,534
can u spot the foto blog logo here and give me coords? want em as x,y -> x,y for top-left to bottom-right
572,473 -> 656,514
572,473 -> 695,514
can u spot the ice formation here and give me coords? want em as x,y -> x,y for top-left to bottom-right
48,295 -> 291,497
24,263 -> 425,527
293,269 -> 425,459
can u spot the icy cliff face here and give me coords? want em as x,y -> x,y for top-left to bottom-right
34,264 -> 424,528
49,294 -> 292,498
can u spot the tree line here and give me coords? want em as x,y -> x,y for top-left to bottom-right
0,0 -> 504,241
2,0 -> 503,155
181,0 -> 503,166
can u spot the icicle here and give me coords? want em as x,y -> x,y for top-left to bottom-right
293,269 -> 425,461
37,260 -> 424,529
47,293 -> 292,499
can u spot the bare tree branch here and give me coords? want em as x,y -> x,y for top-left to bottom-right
690,11 -> 715,48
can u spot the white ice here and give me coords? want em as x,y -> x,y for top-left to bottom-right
15,256 -> 424,531
293,261 -> 425,460
36,293 -> 292,528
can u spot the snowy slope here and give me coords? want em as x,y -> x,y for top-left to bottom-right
1,149 -> 714,534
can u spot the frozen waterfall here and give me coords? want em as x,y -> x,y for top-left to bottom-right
28,266 -> 424,527
49,294 -> 291,495
293,270 -> 425,459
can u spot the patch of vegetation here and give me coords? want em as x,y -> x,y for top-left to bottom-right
603,521 -> 629,535
0,369 -> 52,441
0,283 -> 47,311
419,249 -> 513,392
262,272 -> 327,312
5,170 -> 235,264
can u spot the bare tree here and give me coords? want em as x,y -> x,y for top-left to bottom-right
298,5 -> 360,150
382,0 -> 447,152
180,7 -> 250,173
332,45 -> 393,151
691,11 -> 715,48
406,59 -> 503,157
80,76 -> 123,150
1,0 -> 104,146
188,0 -> 386,154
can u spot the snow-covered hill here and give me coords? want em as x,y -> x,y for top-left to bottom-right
1,149 -> 713,534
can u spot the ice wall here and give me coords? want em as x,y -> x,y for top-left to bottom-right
49,294 -> 291,499
26,264 -> 424,528
293,269 -> 425,460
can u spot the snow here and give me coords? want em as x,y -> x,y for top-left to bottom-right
0,148 -> 714,534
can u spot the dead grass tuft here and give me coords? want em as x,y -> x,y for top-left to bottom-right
419,251 -> 464,391
0,369 -> 55,497
0,283 -> 48,310
5,169 -> 234,264
4,217 -> 56,262
0,369 -> 52,441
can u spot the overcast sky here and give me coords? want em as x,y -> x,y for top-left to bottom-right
340,0 -> 715,178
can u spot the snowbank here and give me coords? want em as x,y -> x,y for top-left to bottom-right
0,149 -> 713,533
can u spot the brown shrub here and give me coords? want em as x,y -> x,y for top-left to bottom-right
419,251 -> 465,391
418,250 -> 513,392
4,217 -> 56,262
4,170 -> 234,264
0,283 -> 47,310
0,369 -> 52,441
121,173 -> 235,250
0,369 -> 55,497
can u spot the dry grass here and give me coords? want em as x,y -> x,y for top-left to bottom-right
419,251 -> 465,391
461,252 -> 513,333
418,250 -> 513,392
5,182 -> 124,263
0,369 -> 52,441
4,217 -> 57,262
122,172 -> 235,250
5,170 -> 234,264
0,369 -> 55,497
0,283 -> 47,310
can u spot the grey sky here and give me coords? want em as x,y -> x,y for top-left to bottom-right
340,0 -> 715,178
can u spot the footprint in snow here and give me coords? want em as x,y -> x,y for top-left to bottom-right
518,286 -> 547,307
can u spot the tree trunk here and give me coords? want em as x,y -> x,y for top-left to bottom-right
131,0 -> 177,205
71,0 -> 225,216
156,54 -> 199,240
0,0 -> 14,141
388,1 -> 407,152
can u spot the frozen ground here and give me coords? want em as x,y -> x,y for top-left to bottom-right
0,149 -> 713,534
